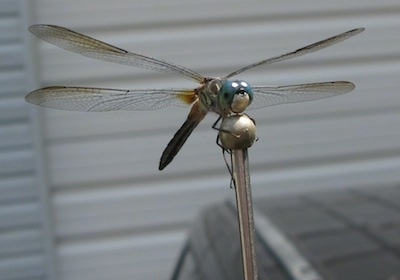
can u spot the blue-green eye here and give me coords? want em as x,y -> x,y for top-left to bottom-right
219,80 -> 253,113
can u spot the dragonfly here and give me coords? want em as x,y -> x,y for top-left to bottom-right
26,25 -> 364,170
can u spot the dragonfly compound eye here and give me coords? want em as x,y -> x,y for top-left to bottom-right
220,80 -> 253,113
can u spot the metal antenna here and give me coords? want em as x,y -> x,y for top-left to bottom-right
219,114 -> 258,280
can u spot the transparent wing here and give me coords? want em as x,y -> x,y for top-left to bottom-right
226,28 -> 364,78
25,86 -> 197,112
29,24 -> 205,83
248,81 -> 355,110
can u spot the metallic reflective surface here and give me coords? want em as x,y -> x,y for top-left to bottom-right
219,114 -> 257,150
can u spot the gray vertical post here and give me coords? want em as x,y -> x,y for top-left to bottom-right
232,148 -> 258,280
219,114 -> 258,280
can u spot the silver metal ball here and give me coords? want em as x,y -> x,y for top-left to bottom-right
219,114 -> 257,149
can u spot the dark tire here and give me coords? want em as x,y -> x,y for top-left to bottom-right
171,186 -> 400,280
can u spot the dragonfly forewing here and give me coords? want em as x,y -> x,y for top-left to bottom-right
226,28 -> 364,78
29,25 -> 205,83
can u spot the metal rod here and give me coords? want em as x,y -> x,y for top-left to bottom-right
232,148 -> 258,280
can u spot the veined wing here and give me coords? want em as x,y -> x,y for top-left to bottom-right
29,24 -> 205,83
226,28 -> 364,78
25,86 -> 197,112
248,81 -> 354,110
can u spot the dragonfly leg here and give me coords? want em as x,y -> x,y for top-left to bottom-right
246,114 -> 259,142
226,150 -> 236,189
212,116 -> 241,139
211,116 -> 222,131
213,117 -> 236,188
219,142 -> 235,188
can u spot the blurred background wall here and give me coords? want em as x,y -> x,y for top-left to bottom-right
1,0 -> 400,279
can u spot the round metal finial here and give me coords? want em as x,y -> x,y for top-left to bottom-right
219,114 -> 257,149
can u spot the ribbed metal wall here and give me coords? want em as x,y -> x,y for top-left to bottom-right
0,1 -> 55,280
22,0 -> 400,279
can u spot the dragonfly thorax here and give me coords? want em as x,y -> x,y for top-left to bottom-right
219,80 -> 253,114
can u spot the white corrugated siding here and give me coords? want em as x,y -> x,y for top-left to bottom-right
25,0 -> 400,279
0,1 -> 55,280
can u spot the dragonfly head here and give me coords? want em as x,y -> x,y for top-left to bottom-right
219,80 -> 253,113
